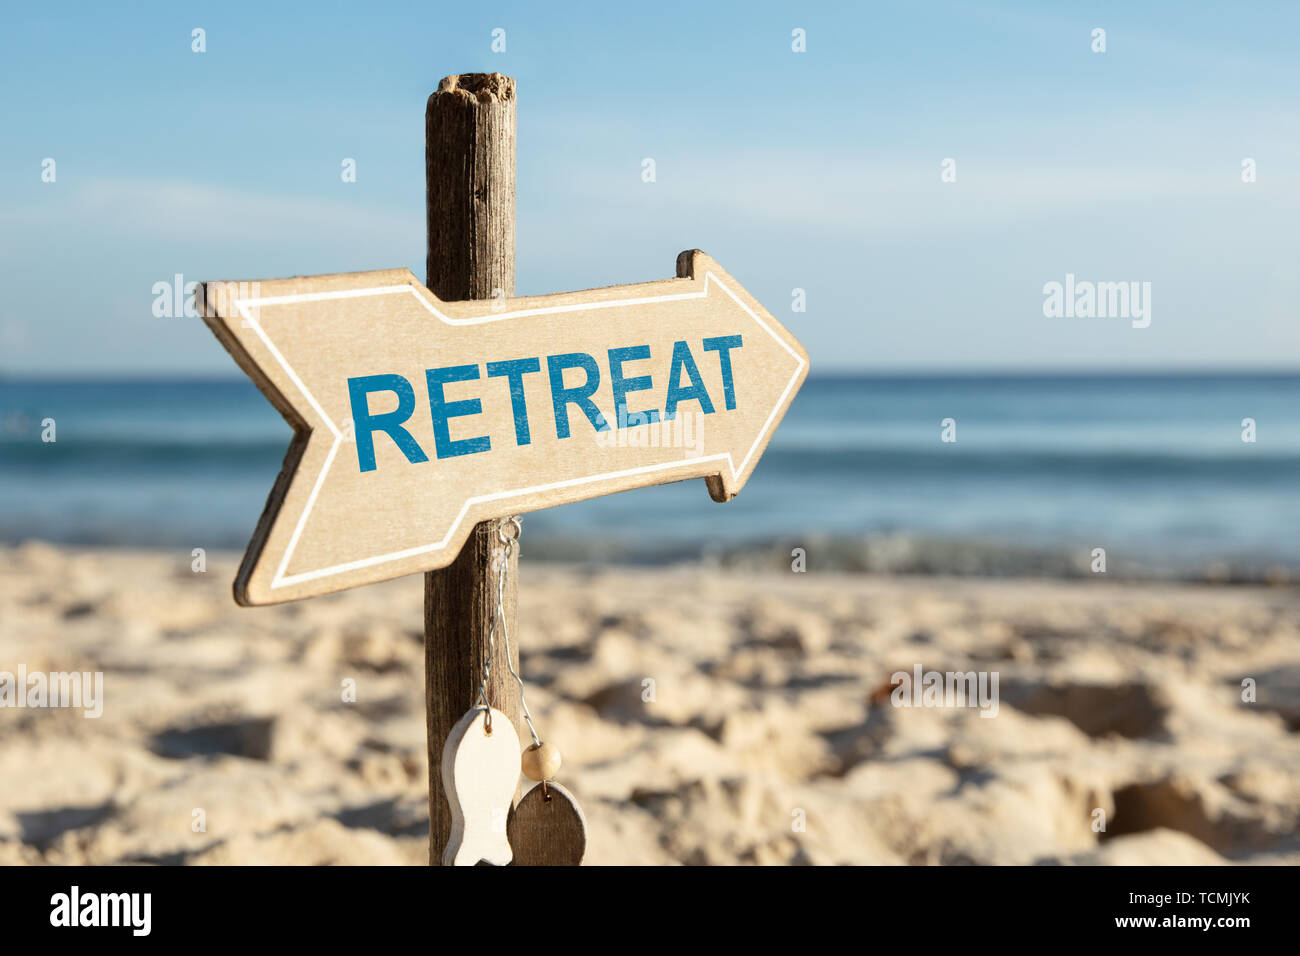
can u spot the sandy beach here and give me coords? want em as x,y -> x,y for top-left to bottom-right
2,540 -> 1298,866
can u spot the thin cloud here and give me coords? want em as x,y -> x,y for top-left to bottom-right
4,178 -> 420,246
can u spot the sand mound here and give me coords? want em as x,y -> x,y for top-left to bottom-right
2,545 -> 1299,865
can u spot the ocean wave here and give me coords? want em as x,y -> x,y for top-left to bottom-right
758,446 -> 1300,481
521,531 -> 1300,585
0,438 -> 291,473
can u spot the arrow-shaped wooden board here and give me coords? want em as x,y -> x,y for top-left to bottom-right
199,250 -> 809,604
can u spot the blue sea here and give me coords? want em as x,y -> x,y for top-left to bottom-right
2,374 -> 1297,580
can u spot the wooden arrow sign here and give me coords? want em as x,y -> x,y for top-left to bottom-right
199,250 -> 808,605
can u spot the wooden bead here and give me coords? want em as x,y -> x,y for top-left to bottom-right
521,741 -> 562,781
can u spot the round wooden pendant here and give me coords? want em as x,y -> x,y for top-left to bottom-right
507,781 -> 587,866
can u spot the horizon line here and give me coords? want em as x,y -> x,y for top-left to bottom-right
7,366 -> 1300,385
5,366 -> 1300,385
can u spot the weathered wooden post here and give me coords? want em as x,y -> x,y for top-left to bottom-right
422,72 -> 522,867
196,72 -> 808,867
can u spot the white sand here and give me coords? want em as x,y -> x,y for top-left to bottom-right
2,541 -> 1298,865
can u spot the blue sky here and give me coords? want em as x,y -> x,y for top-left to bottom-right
1,0 -> 1297,375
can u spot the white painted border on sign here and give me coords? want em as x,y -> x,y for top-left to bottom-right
233,272 -> 806,590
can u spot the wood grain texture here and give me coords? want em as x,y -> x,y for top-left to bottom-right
426,72 -> 515,303
194,254 -> 809,603
425,72 -> 522,867
507,782 -> 588,866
